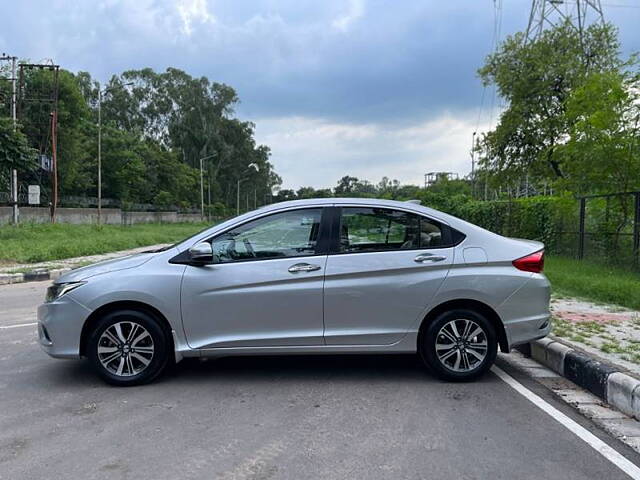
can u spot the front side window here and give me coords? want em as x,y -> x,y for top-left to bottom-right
339,207 -> 445,253
210,208 -> 322,263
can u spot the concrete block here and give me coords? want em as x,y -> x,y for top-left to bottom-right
49,268 -> 72,281
23,270 -> 50,282
607,372 -> 640,419
0,273 -> 24,285
531,337 -> 554,364
545,341 -> 572,376
565,351 -> 616,400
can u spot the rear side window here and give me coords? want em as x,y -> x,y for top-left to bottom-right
338,207 -> 450,253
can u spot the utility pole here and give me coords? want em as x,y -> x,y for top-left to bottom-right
1,55 -> 18,223
97,88 -> 102,224
15,62 -> 60,222
525,0 -> 604,46
10,56 -> 17,224
51,110 -> 58,222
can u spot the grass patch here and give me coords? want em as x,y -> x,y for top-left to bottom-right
0,222 -> 210,264
545,255 -> 640,311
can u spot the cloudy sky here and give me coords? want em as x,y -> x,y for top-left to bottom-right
2,0 -> 640,189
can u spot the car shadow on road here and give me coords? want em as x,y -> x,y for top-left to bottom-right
165,354 -> 498,386
34,353 -> 498,388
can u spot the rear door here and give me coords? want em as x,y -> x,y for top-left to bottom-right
323,206 -> 454,345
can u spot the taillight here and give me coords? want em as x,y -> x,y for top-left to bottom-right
513,250 -> 544,273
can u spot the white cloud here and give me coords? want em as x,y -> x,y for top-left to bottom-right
176,0 -> 215,36
253,112 -> 492,190
331,0 -> 365,32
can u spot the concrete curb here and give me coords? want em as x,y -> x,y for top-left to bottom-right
0,267 -> 71,286
530,338 -> 640,421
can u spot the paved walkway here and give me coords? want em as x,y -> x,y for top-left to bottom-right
551,296 -> 640,378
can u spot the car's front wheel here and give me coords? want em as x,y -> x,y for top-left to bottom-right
419,309 -> 498,382
87,310 -> 170,386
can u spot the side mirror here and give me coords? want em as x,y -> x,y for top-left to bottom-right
188,242 -> 215,264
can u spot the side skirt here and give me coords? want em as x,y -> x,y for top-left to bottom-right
187,332 -> 419,359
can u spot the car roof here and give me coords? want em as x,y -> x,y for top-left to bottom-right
258,197 -> 457,224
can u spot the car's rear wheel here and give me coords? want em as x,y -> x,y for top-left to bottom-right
87,310 -> 169,386
419,309 -> 497,382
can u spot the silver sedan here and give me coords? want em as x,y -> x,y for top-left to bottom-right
38,198 -> 551,385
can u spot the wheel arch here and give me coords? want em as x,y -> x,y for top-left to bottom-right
79,300 -> 175,358
418,299 -> 509,353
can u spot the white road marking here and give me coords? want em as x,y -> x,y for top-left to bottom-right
0,322 -> 37,330
493,366 -> 640,479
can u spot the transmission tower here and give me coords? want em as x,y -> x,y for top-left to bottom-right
525,0 -> 605,44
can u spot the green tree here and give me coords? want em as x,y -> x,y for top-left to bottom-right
0,117 -> 36,185
477,21 -> 621,189
559,70 -> 640,195
334,175 -> 359,195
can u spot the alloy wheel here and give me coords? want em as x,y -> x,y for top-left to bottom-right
97,321 -> 155,377
435,319 -> 488,373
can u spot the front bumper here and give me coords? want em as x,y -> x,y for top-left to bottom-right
37,295 -> 91,359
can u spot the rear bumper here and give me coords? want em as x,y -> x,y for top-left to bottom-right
503,313 -> 551,348
497,273 -> 551,348
37,295 -> 91,359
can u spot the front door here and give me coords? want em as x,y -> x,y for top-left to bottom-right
181,207 -> 327,349
323,206 -> 454,345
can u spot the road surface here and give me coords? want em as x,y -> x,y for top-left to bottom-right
1,281 -> 639,479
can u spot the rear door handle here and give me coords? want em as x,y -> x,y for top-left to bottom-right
414,253 -> 446,263
288,263 -> 321,273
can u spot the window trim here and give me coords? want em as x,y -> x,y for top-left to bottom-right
200,206 -> 331,265
328,206 -> 462,256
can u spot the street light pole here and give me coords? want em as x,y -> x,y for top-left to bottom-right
236,178 -> 241,216
200,156 -> 204,221
198,153 -> 218,221
236,163 -> 259,216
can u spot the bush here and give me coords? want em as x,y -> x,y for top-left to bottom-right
414,192 -> 578,253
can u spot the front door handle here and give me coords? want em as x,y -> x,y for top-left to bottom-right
288,263 -> 321,273
414,253 -> 446,263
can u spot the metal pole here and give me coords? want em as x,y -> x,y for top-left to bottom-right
97,88 -> 102,225
471,131 -> 476,199
236,179 -> 240,216
634,193 -> 640,265
578,197 -> 586,260
11,57 -> 18,224
200,156 -> 204,221
207,175 -> 211,222
51,110 -> 58,223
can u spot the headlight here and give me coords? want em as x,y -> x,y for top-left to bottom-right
45,282 -> 86,302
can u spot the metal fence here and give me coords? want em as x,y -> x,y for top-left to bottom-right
553,191 -> 640,267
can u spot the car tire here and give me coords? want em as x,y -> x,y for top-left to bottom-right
419,309 -> 498,382
87,309 -> 170,386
